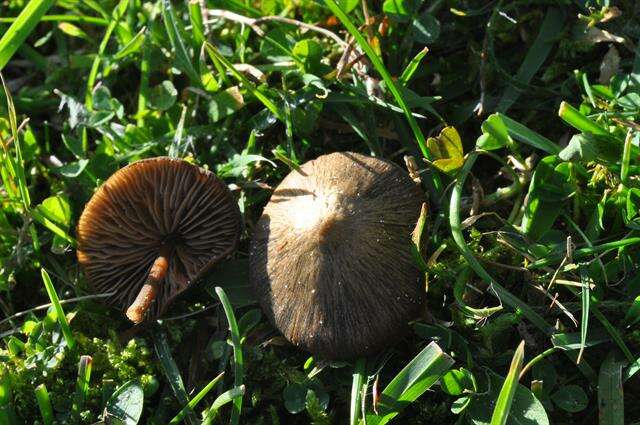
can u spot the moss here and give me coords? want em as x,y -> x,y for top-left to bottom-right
2,329 -> 159,423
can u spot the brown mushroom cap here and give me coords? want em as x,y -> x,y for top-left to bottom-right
77,157 -> 241,322
250,152 -> 426,359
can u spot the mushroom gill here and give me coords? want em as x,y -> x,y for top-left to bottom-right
77,157 -> 241,323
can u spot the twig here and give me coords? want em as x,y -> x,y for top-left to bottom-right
335,37 -> 357,78
479,258 -> 528,272
254,15 -> 348,47
206,9 -> 348,47
207,9 -> 262,34
0,292 -> 116,328
317,118 -> 399,140
2,117 -> 30,147
161,302 -> 220,321
474,26 -> 489,116
530,284 -> 578,327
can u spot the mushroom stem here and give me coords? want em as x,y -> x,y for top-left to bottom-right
125,251 -> 170,323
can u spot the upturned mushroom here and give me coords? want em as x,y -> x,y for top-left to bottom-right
250,152 -> 426,359
77,157 -> 241,323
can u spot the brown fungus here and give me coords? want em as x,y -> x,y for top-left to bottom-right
77,157 -> 241,323
250,152 -> 426,359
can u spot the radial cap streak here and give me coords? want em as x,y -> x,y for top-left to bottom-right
250,152 -> 426,359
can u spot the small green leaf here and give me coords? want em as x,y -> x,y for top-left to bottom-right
148,81 -> 178,111
551,385 -> 588,413
440,368 -> 475,396
35,196 -> 71,227
478,114 -> 512,150
61,133 -> 83,158
626,188 -> 640,223
208,87 -> 244,123
261,0 -> 277,14
451,396 -> 471,414
292,39 -> 322,65
56,159 -> 89,178
104,380 -> 144,425
383,0 -> 418,22
283,383 -> 307,414
260,28 -> 296,62
521,156 -> 573,240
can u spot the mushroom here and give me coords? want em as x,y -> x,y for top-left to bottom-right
250,152 -> 426,359
77,157 -> 241,323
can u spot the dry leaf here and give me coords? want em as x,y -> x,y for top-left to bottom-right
584,27 -> 625,44
599,45 -> 620,84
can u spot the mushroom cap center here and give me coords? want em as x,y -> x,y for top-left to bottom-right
290,191 -> 355,243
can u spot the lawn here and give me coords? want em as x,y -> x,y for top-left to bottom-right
1,0 -> 639,424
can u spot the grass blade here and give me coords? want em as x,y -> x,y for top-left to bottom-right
598,353 -> 625,425
621,130 -> 634,184
162,0 -> 200,83
577,267 -> 590,364
85,0 -> 128,109
205,43 -> 283,121
136,36 -> 150,126
558,101 -> 609,137
589,304 -> 635,363
215,287 -> 245,425
0,15 -> 108,26
376,341 -> 454,424
72,355 -> 92,417
0,0 -> 55,70
528,237 -> 640,269
168,373 -> 225,425
450,152 -> 552,333
350,358 -> 365,425
0,365 -> 17,425
30,209 -> 76,245
152,329 -> 198,425
497,8 -> 565,112
202,385 -> 246,425
453,266 -> 503,318
1,74 -> 31,209
323,0 -> 442,193
490,341 -> 525,425
188,0 -> 206,49
494,113 -> 561,154
40,268 -> 75,350
34,384 -> 53,425
398,47 -> 429,87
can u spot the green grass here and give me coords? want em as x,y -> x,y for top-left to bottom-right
490,341 -> 525,425
1,0 -> 640,423
0,0 -> 55,70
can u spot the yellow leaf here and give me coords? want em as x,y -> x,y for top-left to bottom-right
426,126 -> 464,175
57,23 -> 89,40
